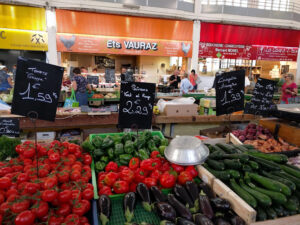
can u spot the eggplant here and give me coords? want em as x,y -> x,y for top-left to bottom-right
186,181 -> 199,203
160,220 -> 176,225
215,218 -> 231,225
193,213 -> 214,225
198,182 -> 214,199
230,216 -> 245,225
167,194 -> 192,221
98,194 -> 111,225
199,194 -> 214,219
137,183 -> 152,212
155,202 -> 177,222
210,198 -> 231,212
123,192 -> 136,222
151,186 -> 167,202
176,217 -> 196,225
174,184 -> 194,209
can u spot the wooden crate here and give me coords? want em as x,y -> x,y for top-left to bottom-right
251,214 -> 300,225
226,133 -> 243,145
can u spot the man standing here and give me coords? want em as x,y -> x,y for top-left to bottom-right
169,70 -> 181,89
180,73 -> 193,95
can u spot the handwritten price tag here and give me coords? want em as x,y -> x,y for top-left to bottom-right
118,82 -> 156,129
0,118 -> 20,137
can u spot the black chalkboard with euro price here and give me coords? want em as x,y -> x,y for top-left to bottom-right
216,70 -> 245,116
245,78 -> 277,116
118,82 -> 156,129
11,57 -> 64,122
87,75 -> 99,85
105,68 -> 116,83
0,118 -> 20,137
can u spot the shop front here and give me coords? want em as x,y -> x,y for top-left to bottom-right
56,9 -> 193,85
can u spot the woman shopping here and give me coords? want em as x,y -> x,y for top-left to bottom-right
71,67 -> 91,106
189,69 -> 199,90
280,73 -> 298,104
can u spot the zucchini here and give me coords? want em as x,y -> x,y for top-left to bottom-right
256,207 -> 267,221
242,165 -> 252,172
248,155 -> 281,171
246,151 -> 288,163
266,208 -> 277,219
248,161 -> 259,170
222,154 -> 249,163
203,164 -> 230,181
283,198 -> 299,211
247,172 -> 291,196
209,150 -> 225,160
239,180 -> 272,207
230,179 -> 257,208
207,159 -> 225,171
215,143 -> 237,154
224,159 -> 242,170
279,164 -> 300,179
226,170 -> 240,179
270,171 -> 300,189
261,171 -> 296,191
247,182 -> 287,204
273,204 -> 284,217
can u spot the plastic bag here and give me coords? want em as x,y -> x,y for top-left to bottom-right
63,89 -> 79,108
157,97 -> 195,112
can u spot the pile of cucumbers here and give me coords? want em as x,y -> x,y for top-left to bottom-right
203,143 -> 300,221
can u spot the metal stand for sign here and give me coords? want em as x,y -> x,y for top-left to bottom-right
27,111 -> 39,177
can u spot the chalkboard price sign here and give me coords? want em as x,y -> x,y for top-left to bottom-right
118,82 -> 156,129
216,70 -> 245,116
87,75 -> 99,85
105,68 -> 116,83
0,118 -> 20,137
245,78 -> 276,116
11,57 -> 64,122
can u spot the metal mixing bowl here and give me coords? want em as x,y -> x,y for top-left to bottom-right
164,136 -> 209,166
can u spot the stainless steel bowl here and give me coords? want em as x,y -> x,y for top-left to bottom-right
164,136 -> 209,166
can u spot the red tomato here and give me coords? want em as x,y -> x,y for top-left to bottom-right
81,199 -> 91,212
61,148 -> 69,157
64,154 -> 76,166
42,190 -> 58,202
64,214 -> 80,225
49,152 -> 60,163
74,149 -> 82,158
38,169 -> 48,178
160,172 -> 176,188
0,202 -> 10,214
48,216 -> 63,225
23,159 -> 32,166
83,154 -> 92,165
38,146 -> 48,156
82,188 -> 93,201
120,168 -> 134,182
23,148 -> 35,159
58,190 -> 72,203
68,143 -> 78,153
51,198 -> 60,207
57,171 -> 69,183
17,173 -> 29,184
31,201 -> 49,218
6,189 -> 18,198
70,171 -> 81,181
0,193 -> 4,204
98,186 -> 112,196
0,177 -> 11,189
15,210 -> 35,225
50,140 -> 62,148
12,165 -> 23,172
56,203 -> 71,216
144,177 -> 157,188
185,166 -> 198,178
72,202 -> 86,216
104,172 -> 119,187
80,216 -> 89,224
178,171 -> 193,185
113,180 -> 129,194
11,200 -> 30,213
0,167 -> 13,176
71,190 -> 82,202
43,177 -> 58,189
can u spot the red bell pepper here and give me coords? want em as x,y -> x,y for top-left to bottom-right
140,159 -> 159,171
185,166 -> 198,178
178,171 -> 193,185
129,157 -> 140,170
105,162 -> 118,172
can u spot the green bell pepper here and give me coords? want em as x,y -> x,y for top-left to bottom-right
142,131 -> 152,141
95,161 -> 106,172
107,148 -> 114,159
159,145 -> 166,156
124,140 -> 135,154
147,140 -> 157,152
93,149 -> 105,158
115,143 -> 124,156
119,154 -> 132,163
100,156 -> 109,164
122,133 -> 132,143
81,140 -> 95,154
91,136 -> 103,148
137,136 -> 146,149
138,149 -> 149,160
112,135 -> 122,144
102,136 -> 114,149
161,138 -> 169,146
152,136 -> 161,147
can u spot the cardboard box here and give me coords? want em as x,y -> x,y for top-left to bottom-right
163,104 -> 198,116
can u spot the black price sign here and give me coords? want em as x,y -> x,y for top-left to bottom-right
0,118 -> 20,137
11,57 -> 64,122
118,82 -> 156,129
245,78 -> 276,116
216,70 -> 245,116
87,75 -> 99,85
105,68 -> 116,83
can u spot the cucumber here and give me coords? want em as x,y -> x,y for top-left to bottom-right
247,183 -> 287,204
222,154 -> 249,162
266,208 -> 277,219
242,165 -> 252,172
235,145 -> 249,152
224,159 -> 242,170
285,164 -> 300,172
270,171 -> 300,189
209,150 -> 225,160
248,161 -> 259,170
207,145 -> 215,153
243,144 -> 255,150
247,172 -> 291,196
207,159 -> 225,171
216,143 -> 237,154
226,169 -> 240,179
279,164 -> 300,179
239,180 -> 272,207
203,164 -> 230,181
261,171 -> 296,191
256,207 -> 267,221
248,156 -> 281,171
283,198 -> 299,211
230,179 -> 257,208
246,151 -> 288,163
211,145 -> 225,152
273,204 -> 284,217
290,195 -> 300,209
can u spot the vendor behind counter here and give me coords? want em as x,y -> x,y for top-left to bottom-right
0,66 -> 13,92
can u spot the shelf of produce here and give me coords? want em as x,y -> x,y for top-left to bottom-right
104,98 -> 120,102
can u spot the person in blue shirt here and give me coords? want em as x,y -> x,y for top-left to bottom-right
0,67 -> 13,92
180,73 -> 193,95
71,67 -> 92,106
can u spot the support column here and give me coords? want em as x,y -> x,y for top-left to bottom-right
191,20 -> 201,74
296,46 -> 300,85
46,8 -> 58,65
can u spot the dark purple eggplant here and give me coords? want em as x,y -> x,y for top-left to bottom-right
199,194 -> 214,219
198,182 -> 215,199
98,194 -> 111,225
174,184 -> 194,209
155,202 -> 177,222
215,218 -> 231,225
123,192 -> 136,222
210,198 -> 231,212
137,183 -> 152,212
230,216 -> 245,225
160,220 -> 176,225
176,217 -> 196,225
151,186 -> 167,202
193,213 -> 214,225
186,181 -> 199,203
167,194 -> 192,221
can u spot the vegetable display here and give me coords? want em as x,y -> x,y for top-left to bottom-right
204,143 -> 300,221
0,136 -> 21,161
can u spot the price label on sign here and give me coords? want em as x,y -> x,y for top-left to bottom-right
216,70 -> 245,116
0,118 -> 20,137
11,57 -> 64,121
118,82 -> 156,129
245,78 -> 277,116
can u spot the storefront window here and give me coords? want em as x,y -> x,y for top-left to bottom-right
258,0 -> 290,11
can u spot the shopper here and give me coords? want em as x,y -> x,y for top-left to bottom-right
80,67 -> 88,74
180,73 -> 193,95
120,67 -> 127,82
280,73 -> 298,104
189,69 -> 199,90
71,67 -> 91,106
169,70 -> 181,89
0,66 -> 13,92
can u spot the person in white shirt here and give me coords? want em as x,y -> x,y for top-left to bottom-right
180,73 -> 194,95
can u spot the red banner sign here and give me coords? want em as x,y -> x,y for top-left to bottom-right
255,45 -> 298,61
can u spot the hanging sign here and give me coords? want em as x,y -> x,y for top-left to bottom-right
216,70 -> 245,116
255,45 -> 298,61
118,82 -> 155,129
11,57 -> 64,121
0,118 -> 20,137
87,75 -> 99,85
105,68 -> 116,83
245,78 -> 277,116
